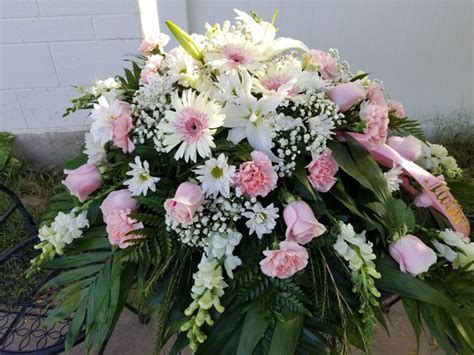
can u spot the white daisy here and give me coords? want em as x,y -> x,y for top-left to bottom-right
194,154 -> 236,198
84,133 -> 106,164
243,202 -> 279,239
124,156 -> 160,196
159,90 -> 225,163
383,164 -> 403,192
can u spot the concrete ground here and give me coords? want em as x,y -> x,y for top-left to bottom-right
68,302 -> 443,355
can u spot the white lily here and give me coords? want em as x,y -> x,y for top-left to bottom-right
224,72 -> 283,162
234,9 -> 309,57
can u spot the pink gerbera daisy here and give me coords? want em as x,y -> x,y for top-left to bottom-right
159,90 -> 225,162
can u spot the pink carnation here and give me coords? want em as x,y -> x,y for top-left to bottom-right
307,151 -> 339,192
106,209 -> 143,249
366,82 -> 387,107
234,151 -> 278,197
260,241 -> 309,279
308,49 -> 339,80
140,54 -> 163,85
359,101 -> 389,147
388,99 -> 406,118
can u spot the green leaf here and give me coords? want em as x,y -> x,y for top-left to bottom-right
43,251 -> 111,269
419,303 -> 456,355
64,151 -> 88,170
41,264 -> 103,290
350,72 -> 369,82
269,313 -> 304,355
237,306 -> 271,354
402,298 -> 421,352
65,297 -> 87,351
375,257 -> 456,311
166,20 -> 204,62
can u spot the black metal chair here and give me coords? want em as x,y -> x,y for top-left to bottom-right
0,182 -> 149,355
0,182 -> 87,354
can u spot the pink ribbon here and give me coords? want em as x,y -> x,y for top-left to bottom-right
347,132 -> 471,237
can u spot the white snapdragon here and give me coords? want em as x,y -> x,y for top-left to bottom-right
433,229 -> 474,271
417,142 -> 462,178
124,156 -> 160,196
89,77 -> 121,98
383,164 -> 403,192
38,209 -> 89,255
181,255 -> 228,351
333,222 -> 381,292
194,154 -> 236,198
205,230 -> 242,278
242,202 -> 279,239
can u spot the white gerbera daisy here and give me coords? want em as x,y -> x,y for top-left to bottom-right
194,153 -> 236,198
84,133 -> 106,164
254,61 -> 328,98
159,90 -> 224,163
163,46 -> 198,86
205,31 -> 263,73
242,202 -> 279,239
383,164 -> 403,192
124,156 -> 160,196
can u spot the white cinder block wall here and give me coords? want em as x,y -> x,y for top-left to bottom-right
0,0 -> 472,164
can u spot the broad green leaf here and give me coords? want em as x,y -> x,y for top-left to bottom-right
65,297 -> 87,351
41,264 -> 103,290
402,298 -> 421,351
44,251 -> 110,269
419,303 -> 456,355
237,306 -> 271,354
63,151 -> 88,170
269,314 -> 304,355
166,21 -> 204,62
375,257 -> 456,311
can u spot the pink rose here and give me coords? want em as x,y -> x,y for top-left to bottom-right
111,102 -> 134,153
388,99 -> 406,118
234,151 -> 278,197
138,33 -> 170,55
284,200 -> 326,245
328,81 -> 366,112
307,151 -> 338,193
63,163 -> 102,202
164,182 -> 205,225
260,241 -> 309,279
106,209 -> 143,249
101,189 -> 138,222
308,49 -> 339,80
389,234 -> 437,276
366,82 -> 387,107
359,101 -> 389,146
414,191 -> 432,208
387,135 -> 422,161
140,54 -> 163,85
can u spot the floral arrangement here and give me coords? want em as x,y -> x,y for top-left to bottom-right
31,10 -> 473,355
